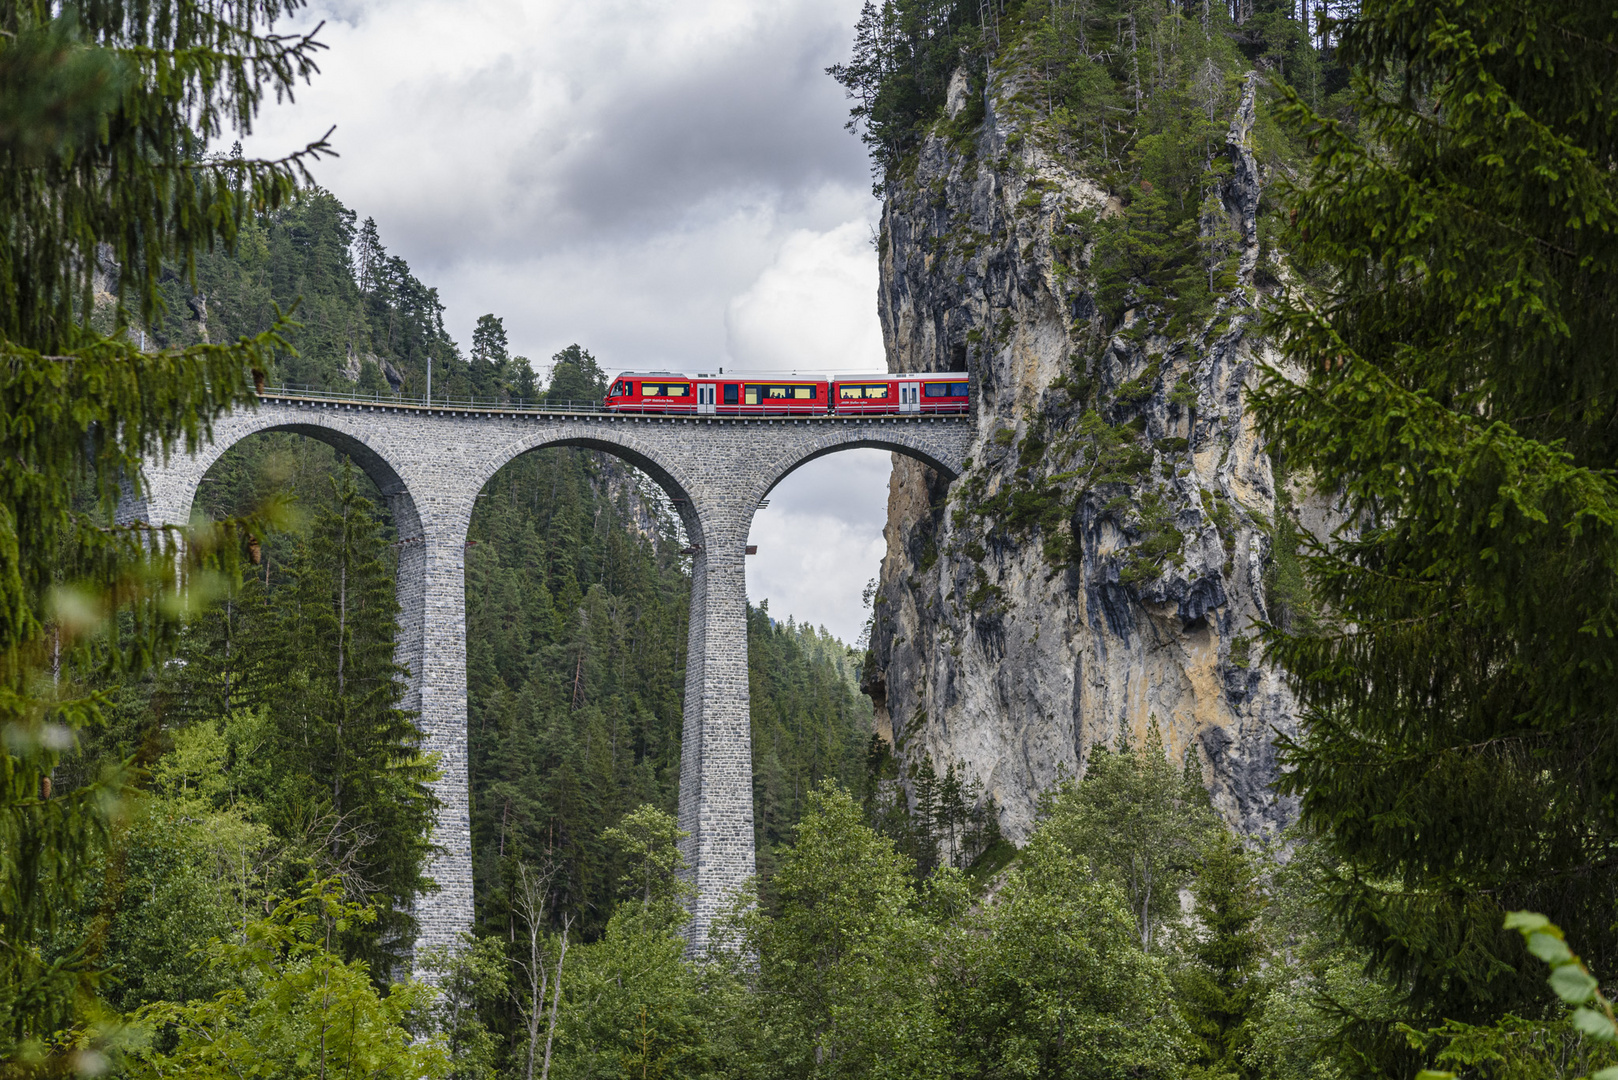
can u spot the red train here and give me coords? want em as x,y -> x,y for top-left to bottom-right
604,371 -> 970,415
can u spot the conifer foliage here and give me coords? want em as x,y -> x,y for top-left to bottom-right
1254,0 -> 1618,1048
1179,838 -> 1267,1080
131,463 -> 437,974
254,467 -> 437,965
0,0 -> 330,1053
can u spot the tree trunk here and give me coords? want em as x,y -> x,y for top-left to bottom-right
540,914 -> 572,1080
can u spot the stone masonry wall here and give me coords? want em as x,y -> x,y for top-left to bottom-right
128,395 -> 973,959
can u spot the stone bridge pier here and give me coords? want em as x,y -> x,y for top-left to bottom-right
125,394 -> 972,957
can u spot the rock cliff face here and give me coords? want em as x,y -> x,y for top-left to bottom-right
866,70 -> 1298,841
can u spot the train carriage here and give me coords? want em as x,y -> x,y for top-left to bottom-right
605,373 -> 830,415
603,371 -> 969,416
830,373 -> 970,415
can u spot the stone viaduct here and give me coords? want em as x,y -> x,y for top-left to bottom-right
124,391 -> 973,956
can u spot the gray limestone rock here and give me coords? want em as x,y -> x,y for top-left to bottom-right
867,67 -> 1299,843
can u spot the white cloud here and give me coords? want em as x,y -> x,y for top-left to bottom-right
725,220 -> 885,373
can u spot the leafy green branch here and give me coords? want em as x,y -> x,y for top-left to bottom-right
1411,912 -> 1618,1080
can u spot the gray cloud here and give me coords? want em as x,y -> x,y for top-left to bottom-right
261,0 -> 872,263
528,14 -> 869,238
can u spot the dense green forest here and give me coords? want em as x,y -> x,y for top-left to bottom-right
5,0 -> 1618,1077
137,181 -> 522,402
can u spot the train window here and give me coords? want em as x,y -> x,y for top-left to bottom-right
643,383 -> 690,397
747,384 -> 815,402
840,384 -> 888,399
923,382 -> 970,398
723,384 -> 738,405
609,380 -> 628,396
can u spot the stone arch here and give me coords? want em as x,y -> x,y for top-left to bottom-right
754,426 -> 968,505
133,414 -> 421,540
126,409 -> 431,717
469,429 -> 708,550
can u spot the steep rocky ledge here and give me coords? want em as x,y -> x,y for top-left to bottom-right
866,68 -> 1299,841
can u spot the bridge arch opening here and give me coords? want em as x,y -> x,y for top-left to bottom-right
145,423 -> 434,976
157,421 -> 429,709
744,436 -> 962,647
758,438 -> 960,501
744,437 -> 962,851
741,446 -> 895,872
459,438 -> 704,940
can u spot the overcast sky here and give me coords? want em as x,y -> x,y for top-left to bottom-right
246,0 -> 890,642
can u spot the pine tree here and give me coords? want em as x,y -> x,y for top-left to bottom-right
512,356 -> 538,402
354,216 -> 386,294
256,465 -> 435,969
1252,0 -> 1618,1049
1179,837 -> 1267,1080
469,313 -> 509,401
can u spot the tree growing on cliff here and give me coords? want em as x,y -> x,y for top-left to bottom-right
1252,0 -> 1618,1062
826,0 -> 977,187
